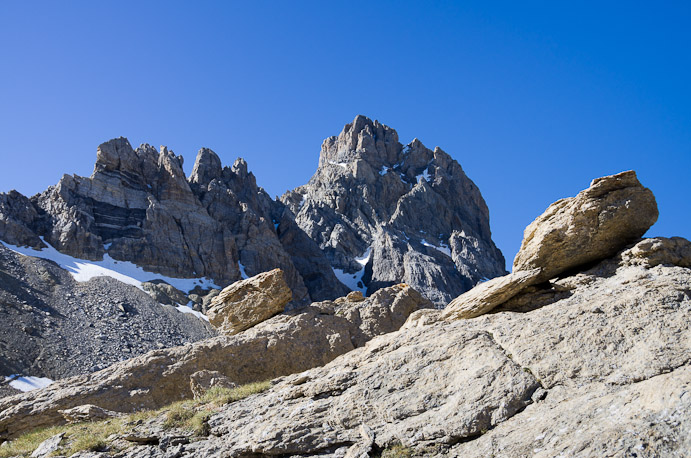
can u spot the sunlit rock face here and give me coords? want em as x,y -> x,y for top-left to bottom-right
282,115 -> 506,306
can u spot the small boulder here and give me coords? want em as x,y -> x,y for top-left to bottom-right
58,404 -> 123,423
620,236 -> 691,268
190,370 -> 237,399
207,268 -> 292,335
513,170 -> 658,283
31,432 -> 64,457
141,281 -> 188,306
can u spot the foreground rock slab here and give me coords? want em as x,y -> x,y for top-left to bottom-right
114,237 -> 691,457
199,325 -> 540,456
207,268 -> 292,335
0,284 -> 431,441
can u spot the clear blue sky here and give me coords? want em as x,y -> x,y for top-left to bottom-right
1,1 -> 689,269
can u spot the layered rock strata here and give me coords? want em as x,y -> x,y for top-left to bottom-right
0,139 -> 348,305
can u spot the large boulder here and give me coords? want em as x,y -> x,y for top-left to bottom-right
513,170 -> 658,283
0,284 -> 432,441
207,269 -> 292,335
445,170 -> 659,320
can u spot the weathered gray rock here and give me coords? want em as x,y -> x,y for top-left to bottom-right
0,284 -> 431,440
58,404 -> 123,423
448,366 -> 691,458
112,235 -> 691,458
189,370 -> 237,399
207,268 -> 292,335
141,281 -> 188,306
282,115 -> 506,306
201,325 -> 540,456
0,138 -> 348,306
513,170 -> 658,283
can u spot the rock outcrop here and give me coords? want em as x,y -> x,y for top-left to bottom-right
443,170 -> 659,319
0,139 -> 348,305
0,284 -> 432,441
207,268 -> 292,335
281,115 -> 506,306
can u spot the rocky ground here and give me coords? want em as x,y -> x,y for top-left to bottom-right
0,170 -> 688,458
0,244 -> 215,385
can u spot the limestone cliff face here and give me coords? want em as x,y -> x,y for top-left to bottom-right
282,115 -> 506,306
0,138 -> 349,304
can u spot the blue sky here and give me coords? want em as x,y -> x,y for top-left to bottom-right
0,1 -> 689,268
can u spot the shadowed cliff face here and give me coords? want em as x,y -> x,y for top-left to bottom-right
282,115 -> 506,306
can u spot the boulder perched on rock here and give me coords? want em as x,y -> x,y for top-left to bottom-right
207,268 -> 292,335
445,170 -> 659,320
0,284 -> 432,440
442,268 -> 542,320
513,170 -> 658,283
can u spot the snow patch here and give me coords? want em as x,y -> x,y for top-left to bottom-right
332,247 -> 371,295
328,160 -> 349,169
421,239 -> 452,257
4,375 -> 53,392
0,238 -> 220,294
238,262 -> 249,279
416,167 -> 432,183
379,166 -> 390,176
174,302 -> 210,322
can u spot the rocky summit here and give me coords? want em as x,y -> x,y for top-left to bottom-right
0,119 -> 688,458
282,115 -> 506,305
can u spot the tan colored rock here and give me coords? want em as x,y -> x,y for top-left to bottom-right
58,404 -> 123,423
620,236 -> 691,268
0,284 -> 431,441
193,325 -> 539,456
513,170 -> 658,283
189,370 -> 237,399
442,269 -> 542,320
207,268 -> 292,335
115,235 -> 691,457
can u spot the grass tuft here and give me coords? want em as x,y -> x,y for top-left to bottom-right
0,380 -> 271,457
